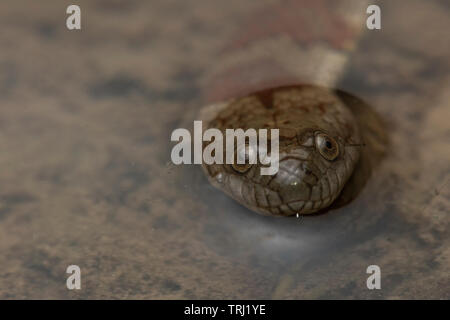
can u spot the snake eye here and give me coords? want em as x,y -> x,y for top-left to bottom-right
315,132 -> 339,161
231,162 -> 252,173
231,143 -> 254,173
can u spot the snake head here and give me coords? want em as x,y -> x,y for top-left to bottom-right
203,128 -> 360,216
201,85 -> 363,216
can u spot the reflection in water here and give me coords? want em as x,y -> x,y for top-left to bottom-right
332,89 -> 388,209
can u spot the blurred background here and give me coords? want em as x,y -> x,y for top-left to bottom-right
0,0 -> 448,299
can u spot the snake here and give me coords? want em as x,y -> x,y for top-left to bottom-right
201,84 -> 365,216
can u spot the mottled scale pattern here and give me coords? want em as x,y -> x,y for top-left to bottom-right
202,85 -> 361,216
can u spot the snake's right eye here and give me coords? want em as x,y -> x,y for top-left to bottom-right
231,162 -> 252,173
231,143 -> 254,173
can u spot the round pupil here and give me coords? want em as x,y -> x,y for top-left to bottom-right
325,140 -> 333,149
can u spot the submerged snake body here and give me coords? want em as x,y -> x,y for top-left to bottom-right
201,85 -> 362,216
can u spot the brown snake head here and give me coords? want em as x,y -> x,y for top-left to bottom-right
201,85 -> 362,216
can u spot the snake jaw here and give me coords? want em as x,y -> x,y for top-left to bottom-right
203,136 -> 358,216
203,135 -> 359,216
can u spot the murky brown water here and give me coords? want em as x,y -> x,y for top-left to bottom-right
0,0 -> 448,299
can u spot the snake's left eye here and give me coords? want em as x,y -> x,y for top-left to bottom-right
315,132 -> 339,161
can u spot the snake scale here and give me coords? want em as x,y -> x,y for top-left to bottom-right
201,85 -> 365,216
